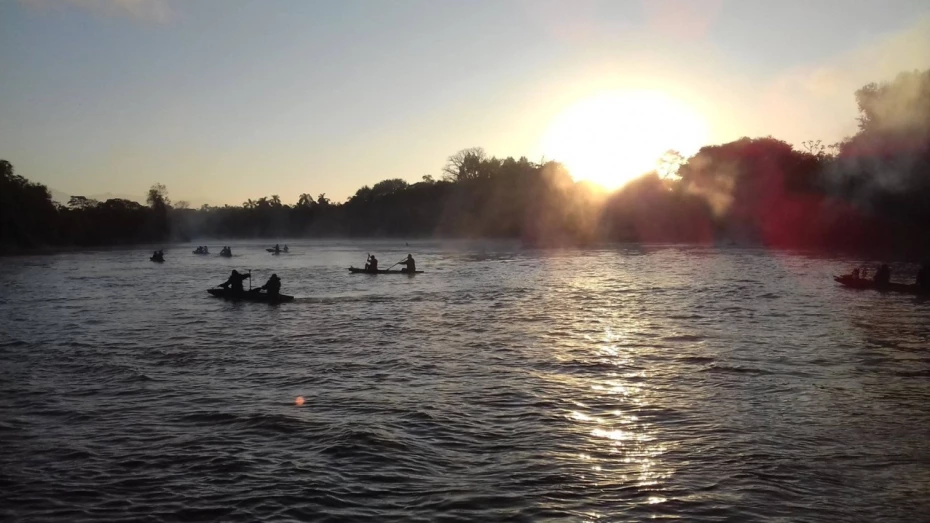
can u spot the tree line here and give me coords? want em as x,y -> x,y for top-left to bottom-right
2,68 -> 928,255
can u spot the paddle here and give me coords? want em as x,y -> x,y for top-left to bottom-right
385,258 -> 406,271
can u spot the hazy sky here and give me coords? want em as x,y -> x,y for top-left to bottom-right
2,0 -> 929,204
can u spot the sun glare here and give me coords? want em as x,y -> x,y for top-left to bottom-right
540,90 -> 708,189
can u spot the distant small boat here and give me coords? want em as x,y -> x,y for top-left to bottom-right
348,267 -> 422,274
192,250 -> 209,255
150,257 -> 164,263
219,252 -> 232,258
834,275 -> 928,295
207,288 -> 294,303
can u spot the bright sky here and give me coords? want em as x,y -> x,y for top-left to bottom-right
2,0 -> 929,204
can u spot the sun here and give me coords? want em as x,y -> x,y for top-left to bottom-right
539,90 -> 708,189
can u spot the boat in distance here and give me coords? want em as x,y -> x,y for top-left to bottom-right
834,274 -> 929,295
348,267 -> 423,274
207,288 -> 294,302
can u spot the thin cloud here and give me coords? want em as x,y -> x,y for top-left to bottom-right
746,16 -> 930,145
19,0 -> 174,22
807,17 -> 930,95
789,17 -> 930,110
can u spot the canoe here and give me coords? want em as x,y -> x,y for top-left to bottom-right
219,252 -> 232,258
192,251 -> 209,255
834,275 -> 929,295
207,288 -> 294,303
348,267 -> 423,274
150,257 -> 164,263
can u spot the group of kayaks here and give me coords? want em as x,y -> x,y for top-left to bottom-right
151,245 -> 285,262
174,248 -> 930,302
206,267 -> 422,303
201,252 -> 423,304
834,274 -> 929,296
834,262 -> 929,296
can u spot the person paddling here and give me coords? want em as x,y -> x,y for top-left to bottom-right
257,273 -> 282,297
220,270 -> 250,294
365,254 -> 379,272
917,262 -> 929,289
399,253 -> 416,273
874,264 -> 891,286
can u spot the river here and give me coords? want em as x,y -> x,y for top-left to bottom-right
1,240 -> 928,522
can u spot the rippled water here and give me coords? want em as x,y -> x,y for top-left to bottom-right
1,240 -> 929,522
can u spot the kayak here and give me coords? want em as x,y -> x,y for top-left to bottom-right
348,267 -> 423,274
207,288 -> 294,303
834,275 -> 929,295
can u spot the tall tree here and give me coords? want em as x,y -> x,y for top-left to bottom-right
297,193 -> 315,208
442,147 -> 488,181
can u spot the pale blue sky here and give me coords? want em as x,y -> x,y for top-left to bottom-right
2,0 -> 929,204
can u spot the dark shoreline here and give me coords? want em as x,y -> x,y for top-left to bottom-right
3,238 -> 926,262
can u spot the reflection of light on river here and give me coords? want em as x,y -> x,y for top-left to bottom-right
550,318 -> 673,506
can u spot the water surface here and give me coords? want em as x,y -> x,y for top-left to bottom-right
2,241 -> 929,522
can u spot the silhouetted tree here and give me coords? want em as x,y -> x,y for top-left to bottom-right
146,183 -> 170,209
854,69 -> 930,135
297,193 -> 315,208
68,196 -> 99,210
442,147 -> 488,181
657,150 -> 685,180
145,183 -> 171,240
0,160 -> 58,247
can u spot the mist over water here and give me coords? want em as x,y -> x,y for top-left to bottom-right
2,240 -> 929,522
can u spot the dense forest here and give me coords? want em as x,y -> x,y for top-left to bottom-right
2,69 -> 929,255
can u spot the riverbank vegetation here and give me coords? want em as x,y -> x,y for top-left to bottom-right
3,69 -> 928,255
